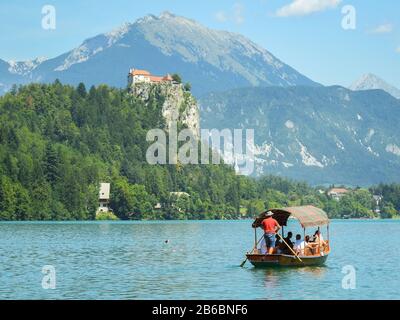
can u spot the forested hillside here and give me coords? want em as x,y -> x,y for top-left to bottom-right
0,81 -> 399,220
0,81 -> 248,220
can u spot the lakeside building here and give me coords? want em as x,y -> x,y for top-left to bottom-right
97,183 -> 111,214
373,195 -> 383,214
327,188 -> 349,201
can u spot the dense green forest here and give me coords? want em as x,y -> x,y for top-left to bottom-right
0,81 -> 399,220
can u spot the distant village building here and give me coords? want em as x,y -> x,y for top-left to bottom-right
154,203 -> 162,210
97,183 -> 111,214
327,188 -> 349,201
373,195 -> 383,205
128,68 -> 174,87
170,192 -> 190,198
373,195 -> 383,214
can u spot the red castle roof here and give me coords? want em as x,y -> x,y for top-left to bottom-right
130,69 -> 151,76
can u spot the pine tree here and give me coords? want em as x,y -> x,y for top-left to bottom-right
43,144 -> 60,186
77,82 -> 87,98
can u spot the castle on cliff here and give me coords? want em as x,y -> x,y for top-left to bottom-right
128,68 -> 175,87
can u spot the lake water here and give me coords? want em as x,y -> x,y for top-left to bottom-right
0,220 -> 399,300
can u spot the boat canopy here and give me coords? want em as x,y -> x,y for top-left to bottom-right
252,205 -> 330,229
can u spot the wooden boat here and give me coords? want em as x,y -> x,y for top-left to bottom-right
244,205 -> 331,268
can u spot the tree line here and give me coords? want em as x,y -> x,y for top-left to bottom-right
0,81 -> 399,220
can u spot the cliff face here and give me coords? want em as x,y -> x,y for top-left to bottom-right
131,82 -> 200,139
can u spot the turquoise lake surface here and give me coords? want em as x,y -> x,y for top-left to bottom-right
0,219 -> 399,300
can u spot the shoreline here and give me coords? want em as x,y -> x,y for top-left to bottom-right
0,218 -> 398,223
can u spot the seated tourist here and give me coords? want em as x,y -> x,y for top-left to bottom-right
305,235 -> 318,255
314,230 -> 327,253
282,232 -> 294,255
314,230 -> 324,242
284,232 -> 294,247
310,230 -> 317,242
294,235 -> 318,256
293,234 -> 305,255
273,235 -> 282,254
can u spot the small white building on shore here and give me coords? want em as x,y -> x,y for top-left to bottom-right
97,183 -> 111,214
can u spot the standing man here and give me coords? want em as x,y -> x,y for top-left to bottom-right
261,211 -> 281,254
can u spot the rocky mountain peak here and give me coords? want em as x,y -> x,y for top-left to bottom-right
7,57 -> 47,76
1,12 -> 320,95
350,73 -> 400,99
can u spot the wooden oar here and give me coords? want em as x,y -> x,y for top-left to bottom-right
276,232 -> 303,263
239,257 -> 248,268
240,235 -> 264,267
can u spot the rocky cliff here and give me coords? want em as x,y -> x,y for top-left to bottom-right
131,82 -> 200,139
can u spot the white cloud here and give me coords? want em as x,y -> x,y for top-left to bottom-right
396,46 -> 400,54
215,11 -> 227,23
370,23 -> 393,34
233,3 -> 245,25
214,3 -> 245,25
276,0 -> 342,17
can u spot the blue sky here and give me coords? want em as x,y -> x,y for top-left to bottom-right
0,0 -> 399,87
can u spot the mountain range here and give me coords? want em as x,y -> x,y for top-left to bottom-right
0,12 -> 319,96
200,86 -> 400,185
1,12 -> 400,185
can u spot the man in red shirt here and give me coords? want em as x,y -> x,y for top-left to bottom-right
261,211 -> 281,254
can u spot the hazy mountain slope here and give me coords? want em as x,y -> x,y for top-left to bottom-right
200,86 -> 400,185
0,59 -> 24,93
2,12 -> 320,96
7,57 -> 47,76
0,59 -> 7,93
350,73 -> 400,99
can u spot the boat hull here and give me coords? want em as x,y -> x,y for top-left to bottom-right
246,253 -> 328,268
